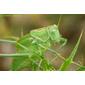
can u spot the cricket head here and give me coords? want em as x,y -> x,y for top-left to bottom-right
48,24 -> 67,47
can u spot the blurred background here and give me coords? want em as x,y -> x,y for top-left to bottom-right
0,14 -> 85,71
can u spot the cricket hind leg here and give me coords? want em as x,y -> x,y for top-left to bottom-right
58,38 -> 67,50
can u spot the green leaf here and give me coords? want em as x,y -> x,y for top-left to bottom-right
11,56 -> 30,71
77,66 -> 85,71
11,36 -> 32,70
40,59 -> 55,71
59,31 -> 83,71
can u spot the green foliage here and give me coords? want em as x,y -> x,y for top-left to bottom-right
11,24 -> 66,71
59,31 -> 83,71
77,66 -> 85,71
0,24 -> 84,71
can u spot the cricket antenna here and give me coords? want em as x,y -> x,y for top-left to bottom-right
57,14 -> 62,27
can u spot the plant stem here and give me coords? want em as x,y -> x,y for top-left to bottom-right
0,53 -> 29,57
0,39 -> 16,43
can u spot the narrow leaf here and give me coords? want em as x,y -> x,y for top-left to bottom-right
77,66 -> 85,71
59,31 -> 83,71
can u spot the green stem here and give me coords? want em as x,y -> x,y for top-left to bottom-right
0,53 -> 29,57
0,39 -> 16,43
0,39 -> 29,51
